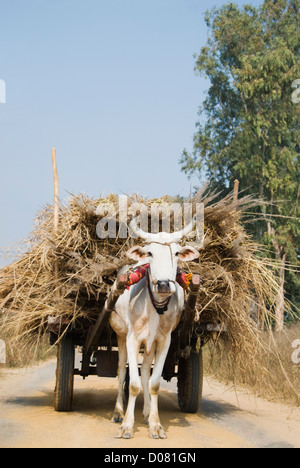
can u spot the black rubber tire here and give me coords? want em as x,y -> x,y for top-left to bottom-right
177,349 -> 203,413
54,335 -> 75,412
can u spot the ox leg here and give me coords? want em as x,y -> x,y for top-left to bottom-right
148,335 -> 171,439
112,336 -> 127,424
141,346 -> 155,425
115,333 -> 140,439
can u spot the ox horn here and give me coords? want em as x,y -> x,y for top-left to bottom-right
178,215 -> 197,238
129,215 -> 196,242
129,217 -> 153,240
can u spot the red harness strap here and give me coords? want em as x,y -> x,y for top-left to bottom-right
126,264 -> 192,290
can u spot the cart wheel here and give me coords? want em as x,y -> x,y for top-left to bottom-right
177,349 -> 203,413
54,334 -> 75,412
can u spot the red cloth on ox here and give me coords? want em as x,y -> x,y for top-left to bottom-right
177,271 -> 193,289
126,264 -> 150,289
126,264 -> 191,290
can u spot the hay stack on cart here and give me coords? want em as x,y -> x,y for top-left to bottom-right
0,189 -> 285,393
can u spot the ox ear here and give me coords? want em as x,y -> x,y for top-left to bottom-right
126,245 -> 148,261
177,245 -> 199,262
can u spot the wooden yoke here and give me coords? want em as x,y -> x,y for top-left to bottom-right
82,273 -> 128,376
179,274 -> 201,353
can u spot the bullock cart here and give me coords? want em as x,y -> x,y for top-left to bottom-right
1,188 -> 275,425
49,270 -> 214,414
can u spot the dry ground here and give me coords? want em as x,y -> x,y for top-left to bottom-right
0,359 -> 299,448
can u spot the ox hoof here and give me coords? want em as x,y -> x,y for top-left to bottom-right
115,426 -> 134,439
149,425 -> 167,439
111,412 -> 124,424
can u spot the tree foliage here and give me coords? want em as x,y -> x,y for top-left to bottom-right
180,0 -> 300,318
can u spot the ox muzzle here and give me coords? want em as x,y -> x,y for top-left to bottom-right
156,280 -> 172,295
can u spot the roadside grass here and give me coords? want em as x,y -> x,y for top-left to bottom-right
203,321 -> 300,406
0,332 -> 55,373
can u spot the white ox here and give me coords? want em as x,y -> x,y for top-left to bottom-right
109,218 -> 199,439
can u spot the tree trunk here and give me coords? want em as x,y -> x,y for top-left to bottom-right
274,252 -> 287,333
267,221 -> 287,333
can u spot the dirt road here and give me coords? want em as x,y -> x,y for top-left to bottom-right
0,359 -> 299,448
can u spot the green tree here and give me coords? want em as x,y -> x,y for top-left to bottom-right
180,0 -> 300,330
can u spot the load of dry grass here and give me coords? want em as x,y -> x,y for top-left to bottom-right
0,189 -> 298,402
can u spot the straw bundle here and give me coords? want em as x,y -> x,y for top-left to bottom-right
1,189 -> 296,398
0,190 -> 276,338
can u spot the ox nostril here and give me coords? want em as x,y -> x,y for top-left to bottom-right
157,280 -> 170,293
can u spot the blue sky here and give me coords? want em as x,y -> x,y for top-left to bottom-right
0,0 -> 264,261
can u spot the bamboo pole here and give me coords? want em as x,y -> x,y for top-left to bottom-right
179,275 -> 201,353
52,148 -> 59,234
233,179 -> 240,201
52,148 -> 60,303
82,273 -> 129,376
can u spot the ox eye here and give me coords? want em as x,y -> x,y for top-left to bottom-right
175,252 -> 179,257
147,252 -> 153,257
